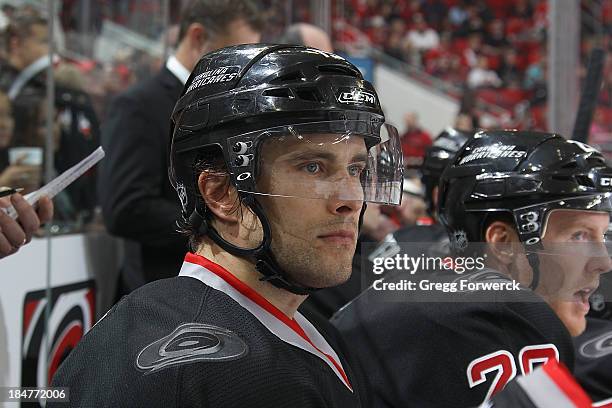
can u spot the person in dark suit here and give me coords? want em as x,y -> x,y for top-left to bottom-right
99,0 -> 263,295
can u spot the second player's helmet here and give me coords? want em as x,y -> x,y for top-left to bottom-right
169,44 -> 403,294
439,130 -> 612,288
421,127 -> 474,215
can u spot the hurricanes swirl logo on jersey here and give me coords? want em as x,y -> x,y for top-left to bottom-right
579,330 -> 612,359
136,323 -> 249,374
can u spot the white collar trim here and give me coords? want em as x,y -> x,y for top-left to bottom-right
166,55 -> 190,85
179,260 -> 353,392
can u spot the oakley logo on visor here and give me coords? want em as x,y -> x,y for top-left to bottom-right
336,88 -> 377,106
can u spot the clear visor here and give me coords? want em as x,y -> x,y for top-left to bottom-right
523,194 -> 612,257
235,121 -> 403,205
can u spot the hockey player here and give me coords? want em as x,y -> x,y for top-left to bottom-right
333,130 -> 612,407
393,127 -> 474,245
50,44 -> 403,407
572,241 -> 612,404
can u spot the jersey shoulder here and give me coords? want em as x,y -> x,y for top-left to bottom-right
332,272 -> 574,407
574,317 -> 612,402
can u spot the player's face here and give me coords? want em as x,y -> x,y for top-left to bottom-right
537,210 -> 611,336
254,133 -> 366,288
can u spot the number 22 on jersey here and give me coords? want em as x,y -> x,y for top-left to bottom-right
467,344 -> 559,401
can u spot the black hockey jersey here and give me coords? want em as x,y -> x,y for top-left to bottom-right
574,317 -> 612,405
51,253 -> 366,407
331,270 -> 574,408
393,222 -> 448,249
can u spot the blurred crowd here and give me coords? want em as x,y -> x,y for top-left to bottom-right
0,0 -> 609,235
332,0 -> 611,135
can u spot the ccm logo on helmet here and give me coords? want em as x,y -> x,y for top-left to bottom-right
337,88 -> 377,105
600,177 -> 612,186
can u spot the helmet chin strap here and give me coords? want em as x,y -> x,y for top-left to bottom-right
525,250 -> 541,290
189,195 -> 318,295
256,199 -> 367,294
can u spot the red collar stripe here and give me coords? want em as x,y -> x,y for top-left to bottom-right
183,253 -> 352,390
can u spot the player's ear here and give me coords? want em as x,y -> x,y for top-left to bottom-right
198,172 -> 238,223
186,22 -> 208,47
485,221 -> 517,265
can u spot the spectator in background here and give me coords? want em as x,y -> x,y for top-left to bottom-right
393,0 -> 419,23
0,4 -> 15,20
497,48 -> 522,86
455,4 -> 486,38
510,0 -> 534,19
524,55 -> 546,89
525,56 -> 547,106
424,32 -> 462,82
448,0 -> 469,27
467,55 -> 502,89
366,15 -> 387,48
483,19 -> 509,52
462,33 -> 483,68
454,111 -> 479,131
2,7 -> 48,100
12,94 -> 81,222
421,0 -> 447,30
406,13 -> 439,52
99,0 -> 264,297
400,111 -> 432,169
278,23 -> 333,52
384,17 -> 407,61
2,6 -> 100,221
0,90 -> 36,191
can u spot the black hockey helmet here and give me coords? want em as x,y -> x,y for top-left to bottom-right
439,130 -> 612,289
421,127 -> 474,215
169,44 -> 403,294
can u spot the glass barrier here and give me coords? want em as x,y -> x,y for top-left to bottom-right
0,0 -> 171,402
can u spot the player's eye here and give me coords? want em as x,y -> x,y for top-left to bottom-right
302,162 -> 322,174
348,163 -> 366,177
570,231 -> 589,242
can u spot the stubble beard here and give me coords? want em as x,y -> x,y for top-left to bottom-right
270,233 -> 355,289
